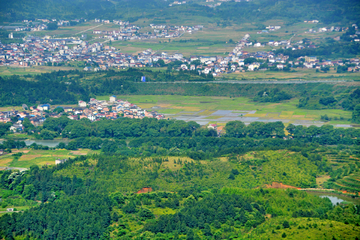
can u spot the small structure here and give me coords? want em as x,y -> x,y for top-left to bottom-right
55,159 -> 67,165
22,104 -> 28,110
7,208 -> 14,212
305,56 -> 317,63
10,123 -> 24,133
109,95 -> 117,102
78,100 -> 87,107
207,124 -> 217,130
37,104 -> 50,111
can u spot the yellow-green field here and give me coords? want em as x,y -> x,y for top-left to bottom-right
0,66 -> 78,76
0,149 -> 99,168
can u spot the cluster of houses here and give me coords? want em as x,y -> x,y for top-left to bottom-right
2,18 -> 87,33
205,0 -> 251,8
1,22 -> 359,74
1,23 -> 48,33
169,1 -> 187,6
257,25 -> 281,34
71,96 -> 164,121
0,106 -> 47,132
92,23 -> 202,41
3,97 -> 165,133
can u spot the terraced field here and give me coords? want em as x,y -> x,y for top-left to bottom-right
333,172 -> 360,194
325,152 -> 360,194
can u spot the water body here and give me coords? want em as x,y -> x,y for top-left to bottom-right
307,191 -> 360,206
319,195 -> 344,205
0,139 -> 71,147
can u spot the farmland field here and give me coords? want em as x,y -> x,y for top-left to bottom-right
0,66 -> 78,76
0,149 -> 99,168
97,95 -> 354,126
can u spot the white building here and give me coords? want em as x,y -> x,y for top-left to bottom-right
78,100 -> 87,107
110,95 -> 117,102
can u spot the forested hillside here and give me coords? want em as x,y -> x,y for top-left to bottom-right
1,0 -> 359,26
1,147 -> 360,239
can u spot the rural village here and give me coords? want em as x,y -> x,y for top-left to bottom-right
1,19 -> 359,76
0,96 -> 165,133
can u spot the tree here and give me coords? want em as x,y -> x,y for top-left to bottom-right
203,224 -> 212,236
283,220 -> 290,228
139,208 -> 154,219
47,22 -> 58,30
352,104 -> 360,123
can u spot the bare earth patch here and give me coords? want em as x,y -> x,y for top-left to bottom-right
11,150 -> 30,154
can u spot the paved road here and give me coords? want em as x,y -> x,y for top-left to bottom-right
76,24 -> 103,35
139,80 -> 353,84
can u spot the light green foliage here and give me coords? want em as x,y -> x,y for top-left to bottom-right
55,150 -> 318,193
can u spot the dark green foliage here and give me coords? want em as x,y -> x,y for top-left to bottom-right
47,22 -> 58,30
352,104 -> 360,123
283,220 -> 290,228
0,140 -> 26,150
143,193 -> 265,234
0,193 -> 112,239
299,88 -> 360,111
139,208 -> 155,219
0,122 -> 11,137
0,156 -> 91,202
254,88 -> 293,103
225,121 -> 286,138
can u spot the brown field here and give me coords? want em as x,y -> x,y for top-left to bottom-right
19,154 -> 42,161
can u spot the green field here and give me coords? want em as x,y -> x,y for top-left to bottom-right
97,95 -> 353,124
220,68 -> 360,81
109,39 -> 235,57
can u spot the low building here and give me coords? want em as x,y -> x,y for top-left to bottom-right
78,101 -> 87,107
10,123 -> 24,133
37,104 -> 50,111
110,95 -> 117,102
55,159 -> 67,165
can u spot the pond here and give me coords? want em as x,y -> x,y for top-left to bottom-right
319,195 -> 344,205
307,191 -> 360,206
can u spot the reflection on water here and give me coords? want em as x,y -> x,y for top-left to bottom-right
320,195 -> 344,205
